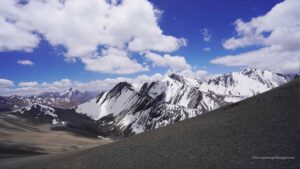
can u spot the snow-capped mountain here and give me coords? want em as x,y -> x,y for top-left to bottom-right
199,68 -> 292,102
32,88 -> 98,108
76,68 -> 296,136
0,88 -> 98,112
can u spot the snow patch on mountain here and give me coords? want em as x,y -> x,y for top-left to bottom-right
76,98 -> 101,120
33,104 -> 57,118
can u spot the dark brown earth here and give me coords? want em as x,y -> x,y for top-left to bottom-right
0,78 -> 299,169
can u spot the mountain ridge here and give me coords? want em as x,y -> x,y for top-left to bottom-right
76,68 -> 297,136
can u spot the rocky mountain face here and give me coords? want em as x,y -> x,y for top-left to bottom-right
76,68 -> 295,136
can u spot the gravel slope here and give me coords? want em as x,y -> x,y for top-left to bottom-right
0,78 -> 299,169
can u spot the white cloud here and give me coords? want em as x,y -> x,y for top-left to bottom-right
145,52 -> 191,72
212,46 -> 300,73
222,19 -> 266,50
212,0 -> 300,73
0,16 -> 39,52
18,81 -> 39,87
203,47 -> 211,52
0,0 -> 187,74
52,79 -> 72,88
177,69 -> 208,80
128,35 -> 186,53
0,78 -> 14,88
200,28 -> 211,42
17,59 -> 34,66
81,48 -> 148,74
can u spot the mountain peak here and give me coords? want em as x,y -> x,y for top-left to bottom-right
60,88 -> 73,96
108,82 -> 134,95
241,68 -> 271,75
242,67 -> 261,72
169,74 -> 185,83
114,82 -> 133,89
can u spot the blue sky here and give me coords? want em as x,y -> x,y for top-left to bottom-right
0,0 -> 299,95
152,0 -> 284,71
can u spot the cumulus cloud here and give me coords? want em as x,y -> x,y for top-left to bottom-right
0,0 -> 187,74
18,81 -> 39,87
52,79 -> 72,88
17,59 -> 34,66
145,52 -> 191,72
0,16 -> 39,52
177,69 -> 208,80
0,78 -> 14,88
200,28 -> 211,42
212,0 -> 300,73
222,19 -> 266,50
212,46 -> 300,73
81,48 -> 148,74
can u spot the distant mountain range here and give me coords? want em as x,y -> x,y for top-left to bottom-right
0,88 -> 98,111
0,68 -> 298,137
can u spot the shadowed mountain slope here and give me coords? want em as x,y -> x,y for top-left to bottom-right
0,78 -> 299,169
